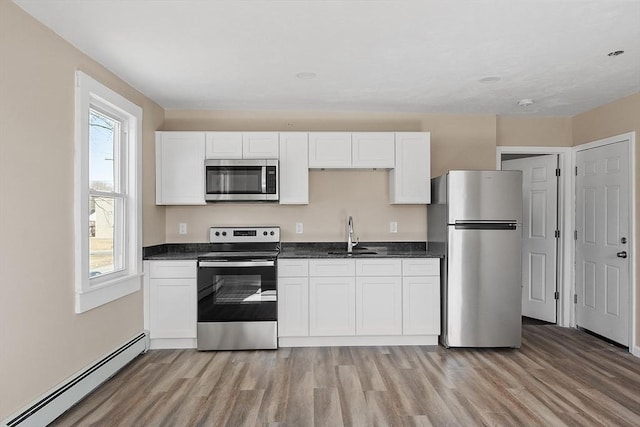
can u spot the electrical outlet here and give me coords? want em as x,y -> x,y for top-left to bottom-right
295,222 -> 304,234
390,221 -> 398,233
179,223 -> 187,235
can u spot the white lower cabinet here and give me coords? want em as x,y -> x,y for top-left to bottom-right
356,276 -> 402,335
278,277 -> 309,337
278,259 -> 309,337
309,276 -> 356,336
144,260 -> 197,349
403,276 -> 440,335
278,257 -> 440,347
402,259 -> 440,336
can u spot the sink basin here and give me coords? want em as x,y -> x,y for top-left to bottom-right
327,251 -> 377,256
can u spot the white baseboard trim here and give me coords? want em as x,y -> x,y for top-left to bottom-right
279,335 -> 438,347
149,338 -> 196,350
2,331 -> 149,427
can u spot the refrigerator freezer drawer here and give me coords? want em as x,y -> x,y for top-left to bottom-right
447,170 -> 522,223
443,226 -> 522,347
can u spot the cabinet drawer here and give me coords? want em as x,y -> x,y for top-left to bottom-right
402,259 -> 439,276
149,261 -> 197,279
309,259 -> 355,277
355,259 -> 401,276
278,259 -> 309,277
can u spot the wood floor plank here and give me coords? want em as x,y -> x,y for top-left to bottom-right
313,387 -> 344,427
52,324 -> 640,427
364,390 -> 403,426
336,364 -> 370,426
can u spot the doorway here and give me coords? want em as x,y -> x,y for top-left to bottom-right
497,147 -> 572,328
503,154 -> 559,323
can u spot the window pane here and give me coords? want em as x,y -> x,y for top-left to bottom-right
89,195 -> 122,277
89,109 -> 118,192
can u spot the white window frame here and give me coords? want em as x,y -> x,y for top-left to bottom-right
74,71 -> 143,313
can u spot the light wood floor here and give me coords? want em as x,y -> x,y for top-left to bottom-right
52,324 -> 640,426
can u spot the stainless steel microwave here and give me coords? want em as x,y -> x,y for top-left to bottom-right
205,159 -> 278,202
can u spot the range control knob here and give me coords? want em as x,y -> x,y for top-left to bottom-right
263,231 -> 268,236
222,231 -> 227,236
270,231 -> 275,236
214,231 -> 220,236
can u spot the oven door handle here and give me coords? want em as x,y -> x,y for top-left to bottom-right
199,260 -> 275,268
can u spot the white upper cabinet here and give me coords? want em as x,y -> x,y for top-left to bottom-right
352,132 -> 395,168
205,132 -> 242,159
309,132 -> 397,169
390,132 -> 431,204
308,132 -> 352,168
279,132 -> 309,204
155,132 -> 206,205
205,132 -> 279,159
242,132 -> 279,159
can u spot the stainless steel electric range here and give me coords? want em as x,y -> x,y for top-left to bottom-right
197,226 -> 280,351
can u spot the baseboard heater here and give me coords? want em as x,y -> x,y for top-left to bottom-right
3,332 -> 149,427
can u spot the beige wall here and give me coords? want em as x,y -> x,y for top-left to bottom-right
497,116 -> 572,147
163,111 -> 497,242
0,1 -> 165,419
572,92 -> 640,345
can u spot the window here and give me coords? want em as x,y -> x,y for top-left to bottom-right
74,71 -> 143,313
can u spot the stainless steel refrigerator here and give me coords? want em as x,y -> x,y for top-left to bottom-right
428,170 -> 523,348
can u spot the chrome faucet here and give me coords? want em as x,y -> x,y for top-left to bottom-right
347,216 -> 359,254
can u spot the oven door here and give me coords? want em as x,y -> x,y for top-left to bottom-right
197,259 -> 277,322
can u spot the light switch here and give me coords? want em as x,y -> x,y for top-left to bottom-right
296,223 -> 304,234
390,221 -> 398,233
179,223 -> 187,235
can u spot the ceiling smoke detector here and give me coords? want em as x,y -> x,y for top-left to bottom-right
478,76 -> 501,83
607,50 -> 625,57
295,72 -> 317,80
517,98 -> 534,107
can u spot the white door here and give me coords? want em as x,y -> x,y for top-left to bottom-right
575,140 -> 630,346
503,155 -> 558,323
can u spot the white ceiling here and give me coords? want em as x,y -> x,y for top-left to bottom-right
14,0 -> 640,116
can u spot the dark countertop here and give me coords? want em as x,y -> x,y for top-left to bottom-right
143,242 -> 445,260
279,242 -> 444,259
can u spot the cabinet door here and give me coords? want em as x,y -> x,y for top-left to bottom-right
352,132 -> 395,168
278,277 -> 309,337
309,277 -> 356,336
390,132 -> 431,204
243,132 -> 279,159
279,133 -> 309,204
308,132 -> 352,168
156,132 -> 206,205
149,278 -> 196,339
205,132 -> 242,159
403,276 -> 440,335
356,276 -> 402,335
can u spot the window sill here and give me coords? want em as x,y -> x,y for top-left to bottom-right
75,272 -> 142,313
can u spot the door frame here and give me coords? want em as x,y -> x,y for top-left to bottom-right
497,147 -> 572,327
572,132 -> 637,355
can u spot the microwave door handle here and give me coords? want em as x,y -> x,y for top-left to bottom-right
261,167 -> 267,194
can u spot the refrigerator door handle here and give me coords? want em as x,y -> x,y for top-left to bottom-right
453,222 -> 518,230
